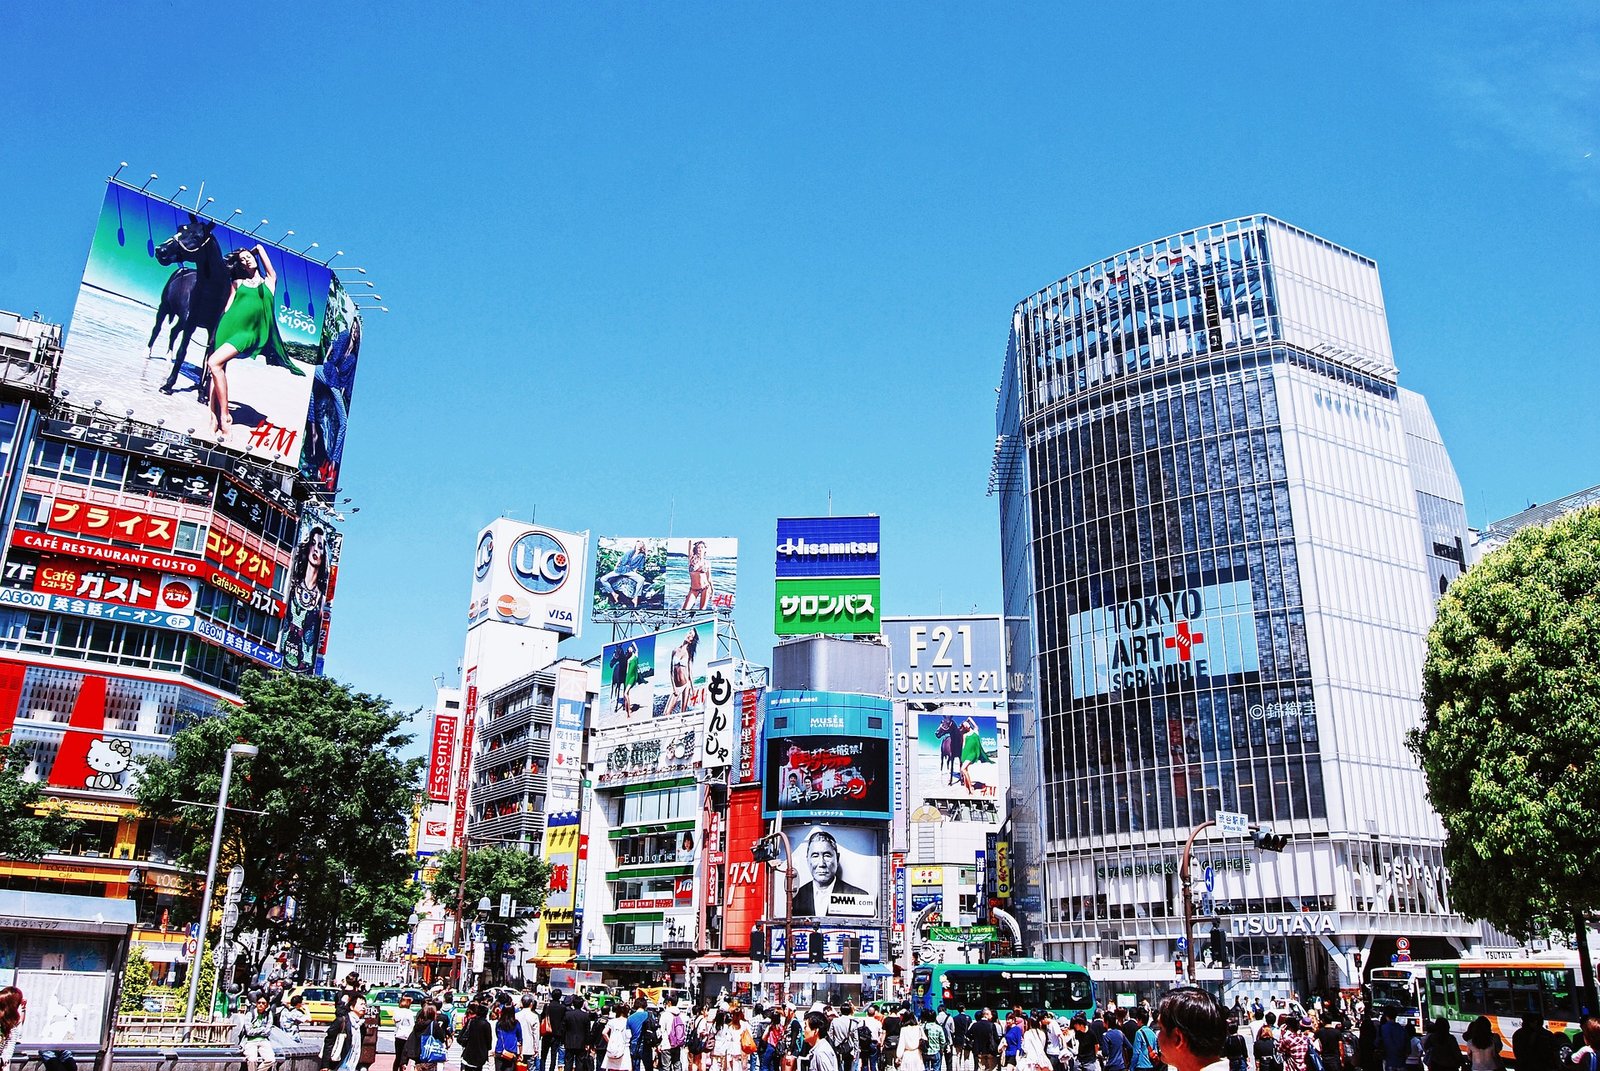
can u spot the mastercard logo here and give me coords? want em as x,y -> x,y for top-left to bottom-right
495,593 -> 530,622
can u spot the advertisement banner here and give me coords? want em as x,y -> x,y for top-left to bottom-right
781,823 -> 882,919
734,689 -> 761,786
416,802 -> 453,853
468,520 -> 587,638
453,670 -> 478,849
595,725 -> 701,787
883,616 -> 1005,702
59,183 -> 363,469
537,812 -> 581,955
280,512 -> 342,676
722,788 -> 767,952
775,516 -> 881,579
768,926 -> 883,963
48,496 -> 177,550
9,530 -> 280,617
599,618 -> 715,727
549,663 -> 588,809
914,711 -> 1003,801
700,661 -> 736,769
0,586 -> 281,667
427,713 -> 458,801
592,537 -> 737,619
765,736 -> 891,816
774,577 -> 881,634
1066,579 -> 1260,700
204,527 -> 280,588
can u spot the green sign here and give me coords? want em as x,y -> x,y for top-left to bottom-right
928,924 -> 999,943
774,577 -> 881,635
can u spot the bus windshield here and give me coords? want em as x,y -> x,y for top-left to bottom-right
1367,975 -> 1419,1010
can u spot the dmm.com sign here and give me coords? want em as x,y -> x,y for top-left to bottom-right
775,577 -> 881,635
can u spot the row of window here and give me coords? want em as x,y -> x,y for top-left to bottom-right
614,784 -> 698,826
0,609 -> 243,692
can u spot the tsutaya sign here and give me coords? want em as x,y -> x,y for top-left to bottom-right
1228,913 -> 1340,937
1066,579 -> 1260,700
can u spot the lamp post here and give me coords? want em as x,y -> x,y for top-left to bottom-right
752,828 -> 796,999
183,742 -> 258,1032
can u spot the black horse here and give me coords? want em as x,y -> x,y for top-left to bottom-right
150,214 -> 230,395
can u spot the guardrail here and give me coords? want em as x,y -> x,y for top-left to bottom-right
111,1019 -> 238,1047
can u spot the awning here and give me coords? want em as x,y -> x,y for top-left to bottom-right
588,955 -> 667,968
862,964 -> 893,976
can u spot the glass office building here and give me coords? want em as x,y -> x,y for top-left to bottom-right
993,217 -> 1476,995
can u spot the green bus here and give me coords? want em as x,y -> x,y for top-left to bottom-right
911,959 -> 1096,1018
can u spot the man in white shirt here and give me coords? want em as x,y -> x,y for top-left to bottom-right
517,996 -> 542,1069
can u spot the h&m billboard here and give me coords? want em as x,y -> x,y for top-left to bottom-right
883,615 -> 1005,702
59,183 -> 364,476
467,520 -> 588,638
599,618 -> 716,728
762,690 -> 892,822
592,537 -> 737,621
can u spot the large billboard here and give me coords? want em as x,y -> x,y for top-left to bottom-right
280,511 -> 343,676
599,618 -> 716,727
780,822 -> 882,919
467,520 -> 587,638
762,690 -> 893,821
775,516 -> 880,579
59,183 -> 364,470
884,616 -> 1005,702
774,516 -> 882,635
913,709 -> 1004,802
591,537 -> 737,620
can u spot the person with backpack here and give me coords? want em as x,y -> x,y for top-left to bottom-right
1222,1017 -> 1248,1071
1569,1016 -> 1600,1071
950,1007 -> 974,1071
828,1006 -> 859,1071
1254,1016 -> 1282,1071
923,1011 -> 949,1071
661,1001 -> 690,1071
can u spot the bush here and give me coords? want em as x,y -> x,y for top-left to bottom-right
120,946 -> 151,1013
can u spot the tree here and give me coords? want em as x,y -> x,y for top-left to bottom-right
136,671 -> 424,963
0,742 -> 80,860
425,845 -> 552,979
1408,507 -> 1600,995
120,945 -> 152,1013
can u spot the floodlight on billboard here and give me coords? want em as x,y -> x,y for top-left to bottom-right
882,615 -> 1006,701
58,183 -> 365,472
467,519 -> 588,638
591,537 -> 737,622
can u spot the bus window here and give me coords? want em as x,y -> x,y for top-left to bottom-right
1459,970 -> 1488,1016
1433,969 -> 1457,1018
1509,970 -> 1542,1016
1485,972 -> 1515,1016
1542,970 -> 1576,1019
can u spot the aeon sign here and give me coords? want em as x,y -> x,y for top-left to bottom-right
510,531 -> 570,594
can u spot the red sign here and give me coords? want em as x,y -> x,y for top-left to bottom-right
204,528 -> 277,587
735,689 -> 761,785
49,497 -> 177,549
675,876 -> 694,905
617,898 -> 675,910
452,670 -> 478,848
427,713 -> 458,801
12,531 -> 281,616
721,787 -> 768,953
34,555 -> 161,609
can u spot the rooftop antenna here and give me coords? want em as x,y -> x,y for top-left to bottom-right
828,490 -> 833,517
194,181 -> 206,211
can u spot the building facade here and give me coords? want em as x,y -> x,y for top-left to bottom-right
994,217 -> 1475,996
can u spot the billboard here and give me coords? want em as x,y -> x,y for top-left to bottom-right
914,710 -> 1003,801
595,724 -> 702,787
884,616 -> 1005,702
281,511 -> 343,676
537,811 -> 581,955
1066,578 -> 1260,699
467,520 -> 587,638
781,823 -> 882,919
762,690 -> 893,821
592,537 -> 737,619
775,516 -> 881,579
599,618 -> 716,727
774,577 -> 882,635
59,183 -> 364,469
426,712 -> 457,801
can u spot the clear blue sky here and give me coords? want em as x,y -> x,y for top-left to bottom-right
2,3 -> 1595,745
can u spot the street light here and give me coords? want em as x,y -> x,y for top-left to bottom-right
751,829 -> 796,995
182,742 -> 258,1031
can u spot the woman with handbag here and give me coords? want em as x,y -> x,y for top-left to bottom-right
605,1005 -> 634,1071
898,1011 -> 928,1071
689,1004 -> 715,1071
496,1006 -> 525,1071
416,1006 -> 452,1071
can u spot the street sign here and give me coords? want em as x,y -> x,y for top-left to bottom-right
1216,810 -> 1249,837
1176,936 -> 1188,952
1396,937 -> 1411,951
928,924 -> 999,943
499,893 -> 512,917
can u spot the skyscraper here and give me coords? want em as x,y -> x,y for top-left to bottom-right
994,216 -> 1475,995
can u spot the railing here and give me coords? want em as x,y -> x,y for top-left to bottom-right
111,1018 -> 239,1046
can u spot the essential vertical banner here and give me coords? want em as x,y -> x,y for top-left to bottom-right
59,183 -> 364,471
427,712 -> 458,801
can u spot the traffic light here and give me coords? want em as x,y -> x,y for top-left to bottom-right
1208,924 -> 1228,967
345,940 -> 356,958
842,936 -> 861,974
809,931 -> 823,963
751,925 -> 766,959
1251,827 -> 1289,852
750,837 -> 776,863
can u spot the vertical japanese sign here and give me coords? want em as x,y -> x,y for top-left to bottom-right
701,661 -> 736,769
734,688 -> 761,785
537,811 -> 580,955
550,664 -> 588,809
452,668 -> 478,848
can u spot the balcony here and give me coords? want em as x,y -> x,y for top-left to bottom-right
476,771 -> 542,807
480,702 -> 545,740
470,808 -> 543,845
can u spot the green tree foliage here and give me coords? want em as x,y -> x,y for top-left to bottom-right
0,742 -> 79,860
1409,508 -> 1600,941
425,845 -> 552,953
136,671 -> 423,958
120,945 -> 152,1013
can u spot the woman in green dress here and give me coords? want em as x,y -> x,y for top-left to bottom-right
959,715 -> 992,795
205,244 -> 304,439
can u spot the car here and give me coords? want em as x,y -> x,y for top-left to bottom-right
140,995 -> 169,1014
289,985 -> 343,1024
368,987 -> 431,1028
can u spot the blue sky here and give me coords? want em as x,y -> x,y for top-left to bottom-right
1,3 -> 1595,745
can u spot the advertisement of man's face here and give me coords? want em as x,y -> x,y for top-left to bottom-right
783,823 -> 881,919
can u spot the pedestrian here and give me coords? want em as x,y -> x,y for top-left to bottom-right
1098,1014 -> 1126,1071
357,997 -> 381,1071
829,1006 -> 859,1071
661,999 -> 691,1071
808,1013 -> 840,1071
1005,1014 -> 1025,1069
393,997 -> 419,1071
1278,1019 -> 1313,1071
1222,1016 -> 1248,1071
1074,1015 -> 1098,1071
543,997 -> 569,1071
415,1005 -> 452,1071
497,1005 -> 527,1071
923,1011 -> 948,1071
604,1007 -> 639,1071
691,1003 -> 717,1071
1017,1013 -> 1050,1071
1569,1016 -> 1600,1071
322,994 -> 370,1071
239,994 -> 281,1071
461,1002 -> 497,1071
518,997 -> 542,1071
1511,1014 -> 1555,1071
1130,1011 -> 1158,1071
565,996 -> 597,1071
1153,988 -> 1228,1071
1462,1018 -> 1497,1071
1421,1019 -> 1463,1071
968,1010 -> 1002,1071
950,1006 -> 974,1071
